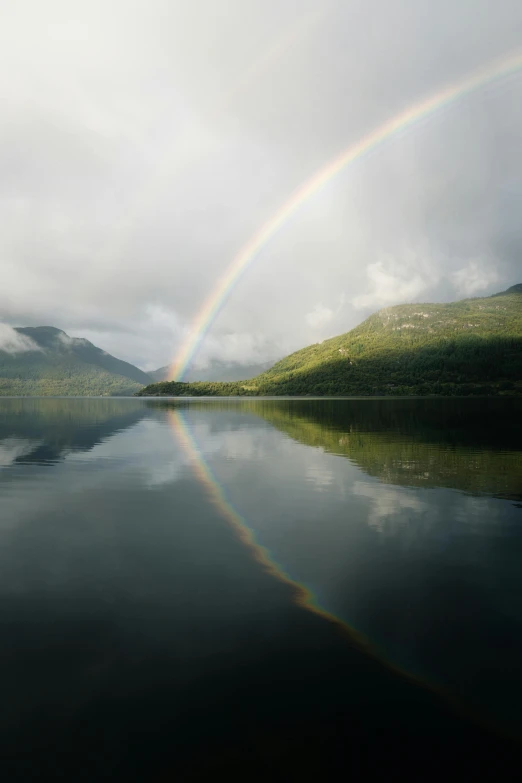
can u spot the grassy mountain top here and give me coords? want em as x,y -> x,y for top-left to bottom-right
0,326 -> 152,396
137,286 -> 522,397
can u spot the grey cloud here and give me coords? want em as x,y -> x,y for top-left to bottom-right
0,325 -> 41,355
1,0 -> 522,371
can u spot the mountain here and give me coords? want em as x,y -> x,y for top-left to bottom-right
148,366 -> 170,383
495,283 -> 522,296
149,359 -> 275,383
0,326 -> 152,396
137,285 -> 522,397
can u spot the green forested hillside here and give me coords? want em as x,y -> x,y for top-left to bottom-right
138,285 -> 522,397
0,327 -> 152,396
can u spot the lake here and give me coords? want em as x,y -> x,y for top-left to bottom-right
1,396 -> 522,780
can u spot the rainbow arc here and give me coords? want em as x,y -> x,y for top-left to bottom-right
170,49 -> 522,381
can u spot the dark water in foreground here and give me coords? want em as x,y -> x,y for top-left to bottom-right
1,397 -> 522,780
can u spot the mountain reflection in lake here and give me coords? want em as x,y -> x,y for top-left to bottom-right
1,397 -> 521,780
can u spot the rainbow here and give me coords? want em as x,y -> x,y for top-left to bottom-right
169,49 -> 522,381
168,407 -> 344,625
165,402 -> 506,732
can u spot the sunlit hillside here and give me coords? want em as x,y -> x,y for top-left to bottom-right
138,286 -> 522,397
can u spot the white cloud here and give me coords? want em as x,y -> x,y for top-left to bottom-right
0,324 -> 40,354
57,332 -> 76,347
351,256 -> 437,311
306,303 -> 334,328
451,260 -> 500,297
194,330 -> 279,369
77,304 -> 184,371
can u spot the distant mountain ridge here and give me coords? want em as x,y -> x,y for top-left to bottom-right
0,324 -> 277,396
138,285 -> 522,397
150,359 -> 275,383
0,326 -> 152,396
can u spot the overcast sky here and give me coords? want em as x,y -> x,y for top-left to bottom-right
1,0 -> 522,371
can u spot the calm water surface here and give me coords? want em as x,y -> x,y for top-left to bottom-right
1,397 -> 522,780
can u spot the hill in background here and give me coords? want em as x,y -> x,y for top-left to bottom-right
150,359 -> 275,383
0,326 -> 152,396
138,285 -> 522,397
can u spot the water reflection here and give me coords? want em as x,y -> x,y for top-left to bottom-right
154,398 -> 522,735
1,397 -> 522,778
0,398 -> 146,466
154,397 -> 522,501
